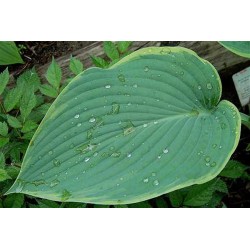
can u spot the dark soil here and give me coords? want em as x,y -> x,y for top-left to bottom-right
2,41 -> 250,208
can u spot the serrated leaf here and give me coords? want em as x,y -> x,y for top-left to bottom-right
7,47 -> 241,204
0,168 -> 11,182
103,41 -> 120,60
16,68 -> 41,92
3,87 -> 22,112
70,57 -> 84,75
10,147 -> 21,163
6,166 -> 20,179
219,41 -> 250,58
0,121 -> 8,136
0,41 -> 24,65
0,137 -> 9,148
214,179 -> 228,194
117,41 -> 132,53
168,191 -> 184,207
39,84 -> 58,98
219,160 -> 246,179
7,115 -> 22,128
21,120 -> 38,133
46,58 -> 62,89
3,193 -> 24,208
21,131 -> 35,140
20,86 -> 36,120
36,199 -> 60,208
91,56 -> 109,68
0,68 -> 9,95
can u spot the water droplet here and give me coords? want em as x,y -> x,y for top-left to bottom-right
77,123 -> 82,127
144,66 -> 149,72
111,152 -> 121,158
127,153 -> 132,158
118,74 -> 125,82
48,150 -> 53,155
219,145 -> 222,149
120,177 -> 124,181
143,178 -> 149,183
163,148 -> 169,154
206,83 -> 212,89
211,162 -> 216,167
205,156 -> 210,163
53,159 -> 61,167
89,117 -> 96,123
50,179 -> 60,187
76,143 -> 97,154
93,152 -> 98,157
157,155 -> 161,159
152,172 -> 156,177
133,84 -> 138,88
180,71 -> 184,76
123,121 -> 135,136
76,177 -> 79,180
153,180 -> 159,186
143,124 -> 148,128
41,172 -> 45,176
153,121 -> 158,124
222,111 -> 226,115
212,144 -> 217,148
198,85 -> 202,90
74,114 -> 80,119
84,157 -> 90,162
105,85 -> 111,89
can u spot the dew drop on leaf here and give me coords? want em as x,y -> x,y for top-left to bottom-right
53,159 -> 61,167
153,180 -> 159,186
206,83 -> 212,89
118,74 -> 125,82
89,117 -> 96,123
74,114 -> 80,119
144,66 -> 149,72
143,178 -> 149,183
50,179 -> 60,187
163,148 -> 169,154
105,85 -> 111,89
127,153 -> 132,158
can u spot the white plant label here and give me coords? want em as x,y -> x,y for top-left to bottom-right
232,66 -> 250,106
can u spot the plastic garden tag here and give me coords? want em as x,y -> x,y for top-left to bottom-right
233,66 -> 250,106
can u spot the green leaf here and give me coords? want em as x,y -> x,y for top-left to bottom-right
7,115 -> 22,128
20,86 -> 37,120
91,56 -> 109,68
0,121 -> 8,136
6,166 -> 20,179
128,201 -> 152,208
4,87 -> 22,112
0,68 -> 9,95
117,41 -> 132,53
168,191 -> 184,207
3,193 -> 24,208
16,68 -> 41,92
219,160 -> 246,179
36,199 -> 60,208
155,197 -> 168,208
0,41 -> 24,65
240,112 -> 250,130
183,178 -> 226,207
69,57 -> 84,75
21,131 -> 35,140
46,57 -> 62,89
6,47 -> 241,204
219,41 -> 250,58
0,137 -> 9,148
0,168 -> 11,182
103,41 -> 120,60
0,152 -> 5,166
21,120 -> 38,133
39,84 -> 58,98
60,202 -> 87,208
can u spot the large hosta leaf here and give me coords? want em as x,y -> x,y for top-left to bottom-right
219,41 -> 250,58
6,47 -> 241,204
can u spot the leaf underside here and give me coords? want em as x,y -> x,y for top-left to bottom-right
6,47 -> 241,204
219,41 -> 250,58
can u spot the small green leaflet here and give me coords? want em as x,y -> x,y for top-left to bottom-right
90,56 -> 109,68
0,137 -> 9,148
0,68 -> 9,95
3,86 -> 22,112
0,152 -> 5,166
219,160 -> 246,178
0,41 -> 24,65
3,194 -> 24,208
39,84 -> 58,98
0,121 -> 8,136
168,191 -> 184,207
69,57 -> 84,75
21,120 -> 38,133
117,41 -> 132,53
46,57 -> 62,89
7,115 -> 22,128
103,41 -> 120,60
0,169 -> 11,182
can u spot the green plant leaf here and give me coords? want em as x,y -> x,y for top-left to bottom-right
0,121 -> 8,136
16,68 -> 41,92
0,137 -> 9,148
155,197 -> 168,208
36,199 -> 60,208
0,169 -> 11,182
6,47 -> 241,205
3,86 -> 22,112
128,201 -> 152,208
103,41 -> 120,61
21,120 -> 38,133
91,56 -> 109,68
39,84 -> 58,98
117,41 -> 132,53
0,42 -> 24,65
46,57 -> 62,89
0,152 -> 5,167
7,115 -> 22,128
3,193 -> 24,208
168,190 -> 184,207
0,68 -> 9,95
20,86 -> 37,120
219,41 -> 250,58
69,57 -> 84,75
219,160 -> 246,178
